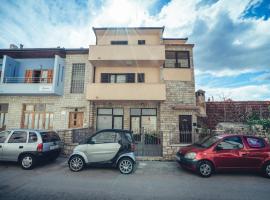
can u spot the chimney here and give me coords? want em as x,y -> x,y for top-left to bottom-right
19,44 -> 24,49
196,90 -> 207,117
9,44 -> 18,49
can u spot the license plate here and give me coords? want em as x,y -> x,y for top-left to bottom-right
50,145 -> 59,150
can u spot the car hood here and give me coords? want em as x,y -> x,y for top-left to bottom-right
179,144 -> 206,154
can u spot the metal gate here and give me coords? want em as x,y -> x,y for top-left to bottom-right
134,130 -> 162,157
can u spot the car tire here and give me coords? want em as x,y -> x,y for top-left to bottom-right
118,157 -> 134,174
262,162 -> 270,178
197,160 -> 213,178
69,155 -> 85,172
20,154 -> 36,170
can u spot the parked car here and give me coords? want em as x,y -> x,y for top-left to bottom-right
68,129 -> 136,174
176,134 -> 270,178
0,129 -> 62,169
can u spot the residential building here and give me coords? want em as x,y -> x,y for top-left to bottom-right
0,26 -> 198,159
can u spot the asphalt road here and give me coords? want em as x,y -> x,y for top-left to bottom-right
0,157 -> 269,200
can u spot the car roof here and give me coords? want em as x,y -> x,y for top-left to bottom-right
5,129 -> 51,132
217,134 -> 263,139
96,129 -> 132,133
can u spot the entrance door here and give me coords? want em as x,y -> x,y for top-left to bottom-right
179,115 -> 192,143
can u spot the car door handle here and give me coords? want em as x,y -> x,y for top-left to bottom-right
19,146 -> 24,149
241,153 -> 248,156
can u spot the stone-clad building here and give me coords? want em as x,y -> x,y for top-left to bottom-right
0,27 -> 198,159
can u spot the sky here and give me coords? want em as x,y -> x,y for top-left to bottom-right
0,0 -> 270,101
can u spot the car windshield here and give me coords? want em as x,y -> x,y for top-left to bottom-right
195,136 -> 222,148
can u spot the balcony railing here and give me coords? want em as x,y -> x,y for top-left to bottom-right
3,77 -> 53,84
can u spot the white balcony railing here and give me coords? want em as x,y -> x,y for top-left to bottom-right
3,77 -> 53,84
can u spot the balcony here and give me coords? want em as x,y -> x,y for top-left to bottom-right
86,83 -> 166,101
0,55 -> 65,96
89,45 -> 165,66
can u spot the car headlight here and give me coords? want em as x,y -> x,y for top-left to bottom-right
184,152 -> 197,160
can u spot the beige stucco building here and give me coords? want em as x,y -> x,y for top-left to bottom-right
0,27 -> 198,159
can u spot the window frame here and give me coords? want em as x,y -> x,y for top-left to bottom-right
137,73 -> 145,83
216,136 -> 244,150
164,50 -> 191,68
244,136 -> 266,149
8,131 -> 27,143
96,108 -> 124,130
0,130 -> 10,143
100,73 -> 135,83
70,63 -> 86,93
90,130 -> 120,144
111,40 -> 128,45
138,40 -> 145,45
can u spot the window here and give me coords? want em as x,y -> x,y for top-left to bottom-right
137,73 -> 145,83
97,108 -> 123,130
0,104 -> 8,129
28,132 -> 38,143
111,41 -> 128,45
0,131 -> 10,143
165,51 -> 190,68
24,69 -> 53,84
22,104 -> 54,130
69,111 -> 84,128
100,73 -> 135,83
70,63 -> 85,93
8,131 -> 27,143
245,137 -> 265,148
218,136 -> 243,150
130,108 -> 157,134
91,131 -> 120,144
40,131 -> 60,143
138,40 -> 145,45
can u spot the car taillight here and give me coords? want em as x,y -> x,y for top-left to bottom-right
37,143 -> 43,152
131,143 -> 136,152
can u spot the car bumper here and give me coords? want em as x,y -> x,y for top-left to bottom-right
176,152 -> 197,171
36,149 -> 61,159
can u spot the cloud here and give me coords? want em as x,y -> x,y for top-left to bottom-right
0,0 -> 269,100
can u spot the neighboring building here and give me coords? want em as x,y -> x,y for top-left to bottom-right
0,27 -> 198,159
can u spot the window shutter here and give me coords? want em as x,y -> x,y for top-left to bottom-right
101,73 -> 109,83
126,74 -> 135,83
137,73 -> 145,83
47,70 -> 53,83
25,70 -> 33,83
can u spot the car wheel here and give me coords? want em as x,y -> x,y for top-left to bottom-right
118,157 -> 134,174
69,155 -> 85,172
263,162 -> 270,178
20,154 -> 36,170
197,160 -> 213,178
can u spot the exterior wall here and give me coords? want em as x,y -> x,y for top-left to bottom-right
95,66 -> 160,83
0,53 -> 92,130
96,33 -> 161,45
160,44 -> 197,160
162,68 -> 192,81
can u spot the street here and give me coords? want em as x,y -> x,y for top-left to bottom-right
0,158 -> 269,200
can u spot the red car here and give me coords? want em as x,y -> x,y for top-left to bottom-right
176,134 -> 270,178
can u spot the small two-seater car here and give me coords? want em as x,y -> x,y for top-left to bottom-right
68,129 -> 136,174
0,129 -> 62,169
176,134 -> 270,178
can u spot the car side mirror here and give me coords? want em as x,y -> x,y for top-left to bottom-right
215,144 -> 223,151
87,138 -> 95,144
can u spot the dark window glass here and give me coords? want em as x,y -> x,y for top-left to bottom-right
0,131 -> 10,143
40,131 -> 60,143
111,41 -> 128,45
0,104 -> 8,112
126,74 -> 135,83
138,40 -> 145,45
165,51 -> 190,68
91,131 -> 118,144
218,136 -> 243,150
101,73 -> 110,83
28,132 -> 38,143
8,131 -> 27,143
124,132 -> 135,143
245,137 -> 265,148
137,73 -> 145,83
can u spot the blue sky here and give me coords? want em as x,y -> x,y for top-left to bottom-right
0,0 -> 270,100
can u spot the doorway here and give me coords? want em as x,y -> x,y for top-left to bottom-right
179,115 -> 192,143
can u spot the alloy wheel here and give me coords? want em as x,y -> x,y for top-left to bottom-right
199,163 -> 211,177
119,159 -> 133,174
22,156 -> 33,169
69,156 -> 84,172
266,164 -> 270,177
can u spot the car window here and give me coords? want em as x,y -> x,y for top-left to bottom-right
196,136 -> 222,148
124,132 -> 134,143
0,131 -> 10,143
218,136 -> 243,150
40,131 -> 60,143
28,132 -> 38,143
245,137 -> 265,148
91,131 -> 119,144
8,131 -> 27,143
